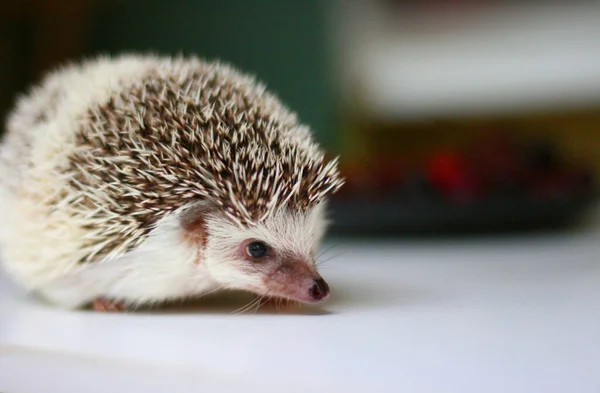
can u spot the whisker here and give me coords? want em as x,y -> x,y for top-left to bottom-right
195,285 -> 223,300
233,287 -> 273,315
232,295 -> 262,315
316,250 -> 346,267
253,291 -> 270,313
241,299 -> 261,314
316,242 -> 344,260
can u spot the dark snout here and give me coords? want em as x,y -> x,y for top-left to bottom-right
309,278 -> 330,301
264,259 -> 332,303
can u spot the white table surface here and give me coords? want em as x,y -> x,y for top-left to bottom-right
2,226 -> 600,393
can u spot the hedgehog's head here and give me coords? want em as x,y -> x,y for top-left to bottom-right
179,199 -> 333,303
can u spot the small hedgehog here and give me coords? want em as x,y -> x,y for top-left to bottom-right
0,54 -> 344,311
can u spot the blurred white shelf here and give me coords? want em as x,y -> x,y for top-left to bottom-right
334,2 -> 600,118
3,226 -> 600,392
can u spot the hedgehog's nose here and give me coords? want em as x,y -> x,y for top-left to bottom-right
309,278 -> 330,301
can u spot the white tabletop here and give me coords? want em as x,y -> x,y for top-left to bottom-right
2,226 -> 600,393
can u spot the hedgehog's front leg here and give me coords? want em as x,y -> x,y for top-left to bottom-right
91,297 -> 127,312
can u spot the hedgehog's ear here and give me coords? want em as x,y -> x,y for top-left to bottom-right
179,200 -> 218,245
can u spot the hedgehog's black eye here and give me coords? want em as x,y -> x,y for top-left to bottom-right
247,241 -> 268,258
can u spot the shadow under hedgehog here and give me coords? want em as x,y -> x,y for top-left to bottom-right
0,54 -> 344,311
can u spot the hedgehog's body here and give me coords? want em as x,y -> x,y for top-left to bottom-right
0,55 -> 343,309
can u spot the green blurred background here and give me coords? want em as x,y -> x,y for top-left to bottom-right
0,0 -> 336,147
2,0 -> 599,236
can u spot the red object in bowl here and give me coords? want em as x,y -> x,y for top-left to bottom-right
427,151 -> 482,203
427,152 -> 465,189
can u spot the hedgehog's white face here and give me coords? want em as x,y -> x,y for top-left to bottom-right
196,202 -> 330,303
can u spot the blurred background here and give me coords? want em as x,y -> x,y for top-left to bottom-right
1,0 -> 599,237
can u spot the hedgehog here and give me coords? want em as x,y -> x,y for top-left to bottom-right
0,54 -> 344,311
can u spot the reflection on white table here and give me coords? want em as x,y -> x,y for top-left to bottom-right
2,228 -> 600,393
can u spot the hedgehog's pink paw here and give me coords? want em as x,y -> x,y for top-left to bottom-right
92,297 -> 127,312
